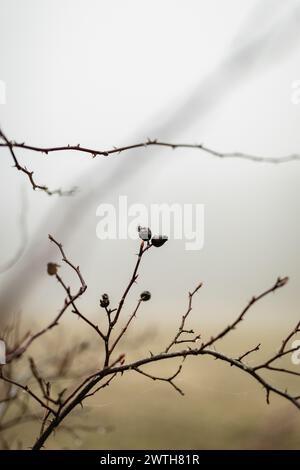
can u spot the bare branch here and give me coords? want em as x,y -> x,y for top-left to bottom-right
2,238 -> 299,451
111,241 -> 151,328
1,137 -> 300,164
279,320 -> 300,354
134,364 -> 184,396
254,343 -> 300,372
237,343 -> 261,362
0,371 -> 56,415
202,277 -> 289,349
5,236 -> 89,363
165,282 -> 202,353
0,127 -> 76,196
84,372 -> 118,399
101,241 -> 152,368
109,300 -> 142,355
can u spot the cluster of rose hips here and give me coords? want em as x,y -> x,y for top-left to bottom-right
99,226 -> 168,307
137,225 -> 168,248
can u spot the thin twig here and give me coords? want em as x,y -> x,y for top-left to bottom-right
201,277 -> 289,349
165,282 -> 202,353
0,372 -> 56,415
134,364 -> 184,395
0,127 -> 76,196
238,343 -> 261,362
5,236 -> 90,363
1,137 -> 300,164
279,320 -> 300,353
109,300 -> 142,355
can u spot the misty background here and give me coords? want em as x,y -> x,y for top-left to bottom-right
1,0 -> 300,450
0,0 -> 300,382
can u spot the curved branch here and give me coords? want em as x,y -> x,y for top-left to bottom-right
1,137 -> 300,164
0,128 -> 76,196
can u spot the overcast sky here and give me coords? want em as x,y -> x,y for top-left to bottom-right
0,1 -> 300,334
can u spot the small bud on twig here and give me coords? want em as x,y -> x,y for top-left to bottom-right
100,293 -> 110,308
47,262 -> 60,276
137,226 -> 152,241
140,291 -> 151,302
151,235 -> 168,248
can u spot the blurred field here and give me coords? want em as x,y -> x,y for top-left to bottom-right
6,323 -> 300,450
